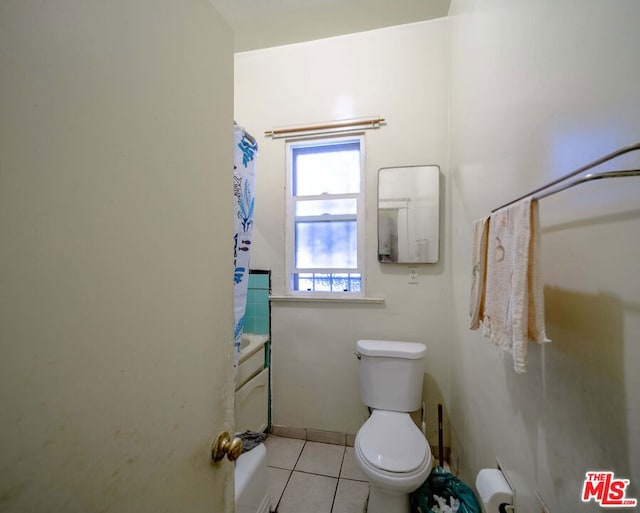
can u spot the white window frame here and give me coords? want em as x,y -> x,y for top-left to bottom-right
285,134 -> 366,297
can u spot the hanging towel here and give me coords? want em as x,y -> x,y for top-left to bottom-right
469,216 -> 489,330
482,198 -> 550,373
527,199 -> 549,346
237,430 -> 267,453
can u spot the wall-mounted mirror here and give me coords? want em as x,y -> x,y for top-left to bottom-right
378,165 -> 440,264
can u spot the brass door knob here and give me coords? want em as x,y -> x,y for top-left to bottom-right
211,431 -> 243,463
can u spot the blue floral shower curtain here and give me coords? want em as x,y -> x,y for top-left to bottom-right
233,123 -> 258,371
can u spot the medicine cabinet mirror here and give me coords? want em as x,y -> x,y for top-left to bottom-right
377,165 -> 440,264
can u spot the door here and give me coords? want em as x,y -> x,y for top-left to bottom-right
0,1 -> 235,511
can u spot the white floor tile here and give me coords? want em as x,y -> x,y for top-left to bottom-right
339,447 -> 368,482
277,471 -> 337,513
264,435 -> 305,470
267,466 -> 290,511
295,441 -> 345,478
331,479 -> 370,513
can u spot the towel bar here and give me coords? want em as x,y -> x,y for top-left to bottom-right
492,142 -> 640,212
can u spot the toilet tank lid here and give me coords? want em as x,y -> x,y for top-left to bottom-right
357,340 -> 426,359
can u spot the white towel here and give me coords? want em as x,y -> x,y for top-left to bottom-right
469,216 -> 489,329
482,198 -> 549,373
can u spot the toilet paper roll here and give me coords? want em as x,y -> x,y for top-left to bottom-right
475,468 -> 513,513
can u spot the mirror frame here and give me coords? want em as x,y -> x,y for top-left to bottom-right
377,165 -> 440,264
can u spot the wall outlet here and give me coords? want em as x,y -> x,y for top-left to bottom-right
408,267 -> 419,284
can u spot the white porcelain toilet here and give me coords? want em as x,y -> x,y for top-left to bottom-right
354,339 -> 432,513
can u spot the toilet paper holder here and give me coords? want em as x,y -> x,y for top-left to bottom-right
476,467 -> 515,513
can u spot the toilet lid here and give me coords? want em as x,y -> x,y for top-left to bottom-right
358,410 -> 427,473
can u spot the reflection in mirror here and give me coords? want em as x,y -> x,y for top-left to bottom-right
378,165 -> 440,264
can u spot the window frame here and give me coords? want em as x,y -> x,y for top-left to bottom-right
285,134 -> 366,297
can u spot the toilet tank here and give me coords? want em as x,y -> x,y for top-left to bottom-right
356,339 -> 426,412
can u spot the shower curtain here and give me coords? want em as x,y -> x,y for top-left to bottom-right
233,123 -> 258,371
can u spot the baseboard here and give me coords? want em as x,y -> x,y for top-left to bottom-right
270,425 -> 352,445
270,424 -> 450,458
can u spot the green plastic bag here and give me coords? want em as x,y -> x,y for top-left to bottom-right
411,466 -> 481,513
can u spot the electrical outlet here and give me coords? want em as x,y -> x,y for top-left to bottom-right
408,267 -> 419,284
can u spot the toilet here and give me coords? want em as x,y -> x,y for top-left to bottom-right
354,339 -> 432,513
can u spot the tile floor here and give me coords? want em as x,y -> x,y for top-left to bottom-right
265,435 -> 370,513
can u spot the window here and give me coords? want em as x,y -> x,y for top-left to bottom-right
286,135 -> 365,295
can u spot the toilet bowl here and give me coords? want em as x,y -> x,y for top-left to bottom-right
355,410 -> 432,513
354,339 -> 431,513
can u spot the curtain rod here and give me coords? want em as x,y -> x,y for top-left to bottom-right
265,117 -> 385,138
492,141 -> 640,212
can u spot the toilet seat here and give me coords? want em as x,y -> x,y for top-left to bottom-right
356,410 -> 428,473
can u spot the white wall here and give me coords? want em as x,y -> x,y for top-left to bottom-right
235,20 -> 451,439
448,1 -> 640,511
0,1 -> 235,511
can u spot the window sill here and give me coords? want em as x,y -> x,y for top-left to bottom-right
269,295 -> 385,304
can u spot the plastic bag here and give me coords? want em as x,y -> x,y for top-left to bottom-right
411,466 -> 481,513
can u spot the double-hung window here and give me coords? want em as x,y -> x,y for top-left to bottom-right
286,135 -> 365,295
